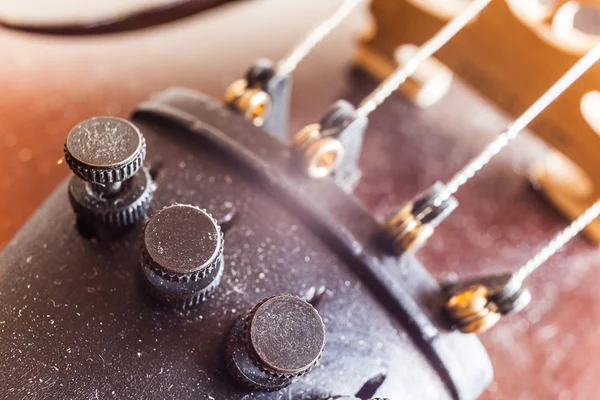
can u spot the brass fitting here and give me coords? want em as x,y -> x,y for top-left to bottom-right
224,79 -> 272,127
383,204 -> 434,253
382,182 -> 458,254
445,284 -> 501,334
291,124 -> 345,179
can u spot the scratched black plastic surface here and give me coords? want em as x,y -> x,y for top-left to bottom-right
0,89 -> 490,400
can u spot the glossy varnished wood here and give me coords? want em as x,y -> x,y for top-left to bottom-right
0,1 -> 598,398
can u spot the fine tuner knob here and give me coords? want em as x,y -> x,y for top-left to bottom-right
225,294 -> 326,391
140,204 -> 224,310
64,117 -> 146,188
64,117 -> 154,231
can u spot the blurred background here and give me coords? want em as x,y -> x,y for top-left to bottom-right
1,1 -> 599,399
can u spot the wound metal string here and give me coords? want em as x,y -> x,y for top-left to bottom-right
356,0 -> 492,119
438,41 -> 600,204
276,0 -> 365,77
510,198 -> 600,284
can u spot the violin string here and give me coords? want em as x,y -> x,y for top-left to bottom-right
511,198 -> 600,284
355,0 -> 492,119
276,0 -> 365,77
438,41 -> 600,203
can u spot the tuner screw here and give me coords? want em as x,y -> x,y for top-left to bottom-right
224,59 -> 277,127
382,182 -> 457,253
225,294 -> 326,391
224,79 -> 272,126
445,284 -> 501,334
291,123 -> 345,179
140,204 -> 224,310
64,117 -> 154,232
442,271 -> 532,334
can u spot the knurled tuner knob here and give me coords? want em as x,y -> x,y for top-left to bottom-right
65,117 -> 146,186
140,204 -> 224,310
64,117 -> 154,231
225,294 -> 326,391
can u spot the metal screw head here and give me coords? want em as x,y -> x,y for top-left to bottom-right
246,294 -> 326,377
304,137 -> 344,179
224,79 -> 272,127
239,89 -> 271,127
292,124 -> 345,179
64,117 -> 145,184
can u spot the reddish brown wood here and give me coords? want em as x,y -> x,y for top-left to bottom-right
0,1 -> 598,399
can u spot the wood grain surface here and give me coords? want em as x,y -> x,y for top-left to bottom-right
0,0 -> 598,399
